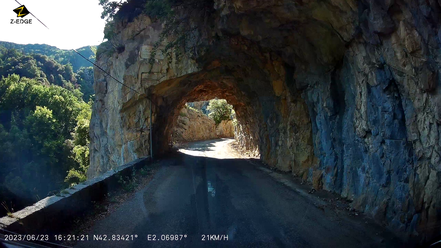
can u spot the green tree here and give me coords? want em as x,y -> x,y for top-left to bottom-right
0,74 -> 92,215
65,100 -> 92,185
99,0 -> 124,20
76,67 -> 95,101
0,41 -> 95,216
0,41 -> 96,71
207,99 -> 233,125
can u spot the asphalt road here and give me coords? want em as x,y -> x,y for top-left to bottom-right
76,139 -> 403,248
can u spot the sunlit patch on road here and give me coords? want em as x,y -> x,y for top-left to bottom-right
178,138 -> 244,159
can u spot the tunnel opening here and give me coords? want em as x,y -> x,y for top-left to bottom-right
171,99 -> 235,147
169,99 -> 260,160
150,77 -> 262,161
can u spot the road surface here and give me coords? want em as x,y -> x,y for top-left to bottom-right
77,139 -> 403,248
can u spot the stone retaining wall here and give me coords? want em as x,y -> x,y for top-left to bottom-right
0,157 -> 150,236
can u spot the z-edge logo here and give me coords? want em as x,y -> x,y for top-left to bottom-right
13,5 -> 30,18
11,5 -> 32,24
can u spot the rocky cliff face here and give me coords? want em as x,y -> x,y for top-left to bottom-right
216,120 -> 235,138
90,0 -> 441,242
187,101 -> 210,115
172,107 -> 234,143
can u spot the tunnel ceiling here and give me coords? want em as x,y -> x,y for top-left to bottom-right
89,0 -> 441,242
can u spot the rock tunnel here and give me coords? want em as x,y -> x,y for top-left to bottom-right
152,76 -> 260,154
88,0 -> 441,242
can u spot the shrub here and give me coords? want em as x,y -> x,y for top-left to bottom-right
207,99 -> 233,125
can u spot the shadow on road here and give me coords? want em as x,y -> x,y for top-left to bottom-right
77,140 -> 405,248
131,152 -> 287,248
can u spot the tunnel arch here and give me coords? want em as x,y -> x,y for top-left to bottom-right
90,28 -> 317,184
150,72 -> 262,157
141,48 -> 316,175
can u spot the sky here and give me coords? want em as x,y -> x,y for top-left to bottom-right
0,0 -> 107,50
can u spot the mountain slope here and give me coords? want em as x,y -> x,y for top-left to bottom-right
0,41 -> 97,72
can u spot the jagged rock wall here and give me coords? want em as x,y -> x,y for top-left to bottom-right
89,0 -> 441,242
89,15 -> 200,177
172,107 -> 234,143
173,107 -> 216,143
216,120 -> 235,138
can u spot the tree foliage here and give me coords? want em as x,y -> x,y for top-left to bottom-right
0,41 -> 97,72
0,47 -> 94,101
0,75 -> 91,207
99,0 -> 126,20
0,44 -> 94,216
207,99 -> 233,125
76,67 -> 95,102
